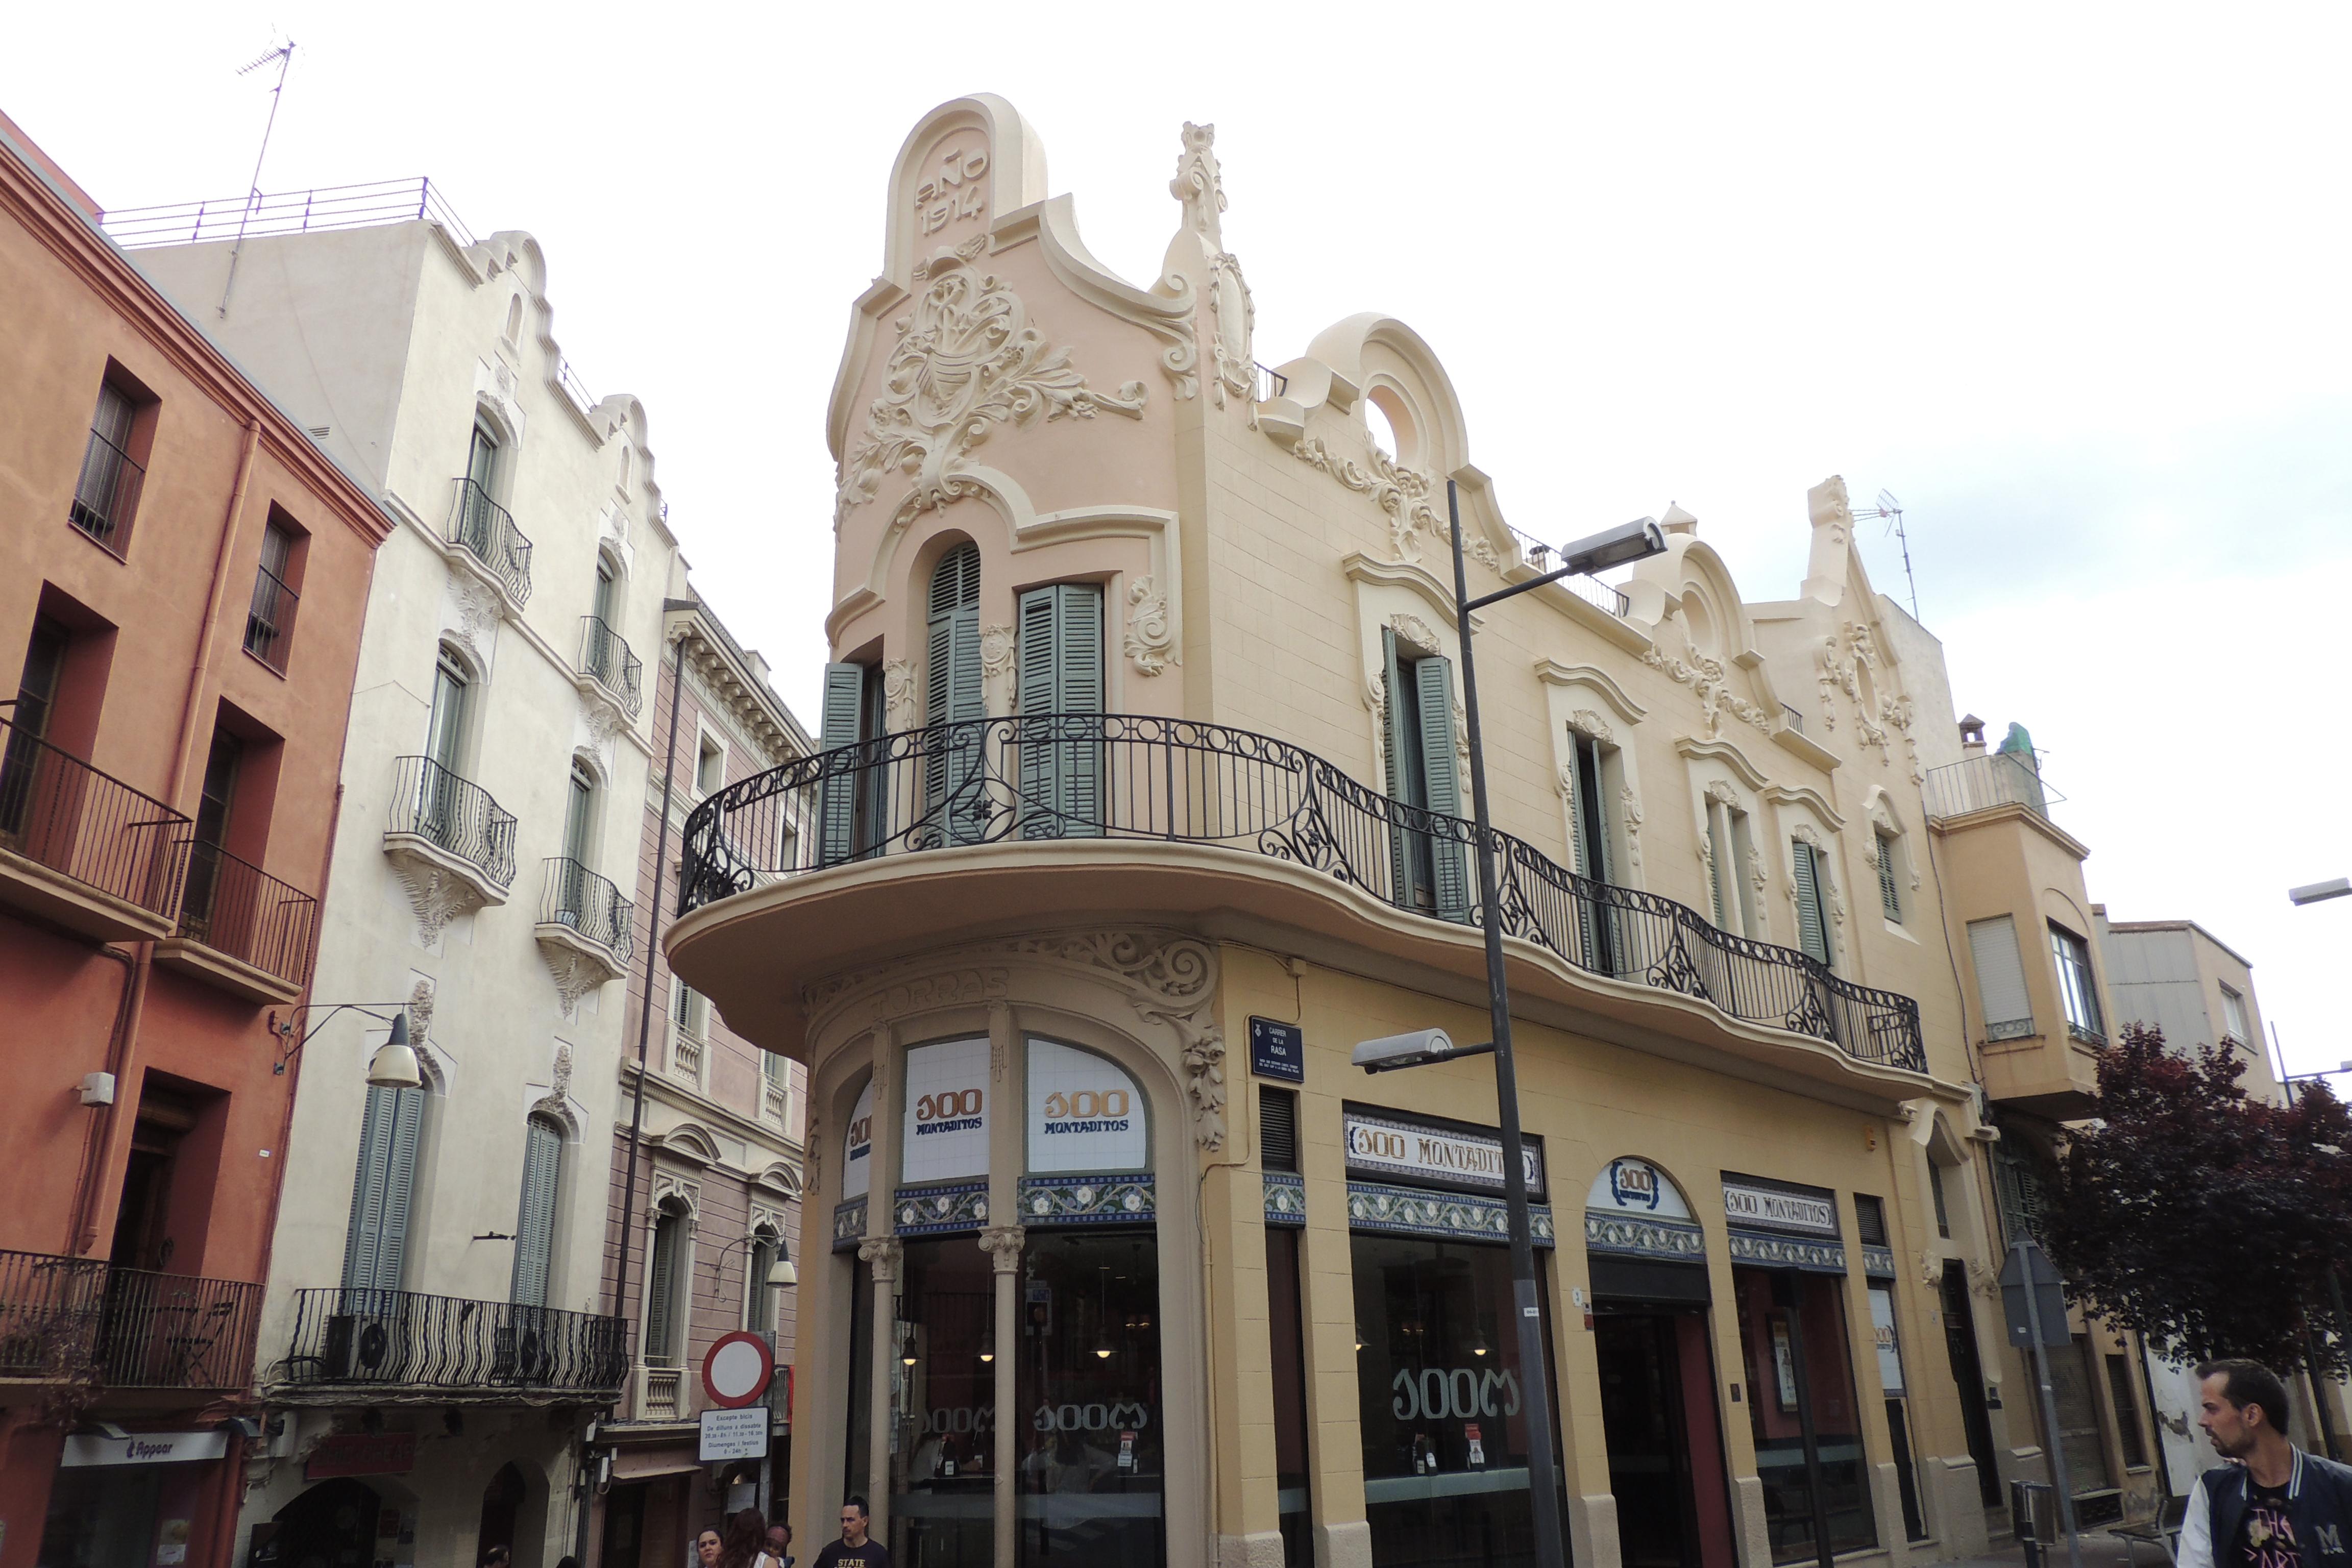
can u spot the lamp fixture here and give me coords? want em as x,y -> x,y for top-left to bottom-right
978,1329 -> 995,1364
1471,1332 -> 1491,1359
268,1001 -> 423,1079
1354,1326 -> 1367,1353
366,1015 -> 422,1090
767,1251 -> 797,1288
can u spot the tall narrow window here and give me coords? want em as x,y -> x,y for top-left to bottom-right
645,1206 -> 685,1366
244,519 -> 300,673
1706,801 -> 1736,929
457,422 -> 501,557
562,760 -> 595,866
1566,731 -> 1619,971
2219,985 -> 2250,1046
421,649 -> 472,850
1875,833 -> 1904,923
747,1228 -> 780,1332
1928,1161 -> 1951,1239
817,662 -> 885,864
1967,916 -> 2035,1041
13,617 -> 70,741
2104,1353 -> 2149,1469
510,1116 -> 564,1307
181,728 -> 245,931
1380,627 -> 1468,921
1016,582 -> 1104,835
69,380 -> 145,551
672,980 -> 707,1036
2050,924 -> 2105,1043
925,544 -> 986,845
1791,838 -> 1833,966
344,1081 -> 428,1292
503,295 -> 524,344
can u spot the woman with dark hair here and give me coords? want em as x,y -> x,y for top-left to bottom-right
719,1507 -> 780,1568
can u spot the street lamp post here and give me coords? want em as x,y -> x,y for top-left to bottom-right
1440,479 -> 1666,1568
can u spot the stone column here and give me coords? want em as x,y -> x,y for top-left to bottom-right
980,1224 -> 1026,1568
861,1236 -> 903,1542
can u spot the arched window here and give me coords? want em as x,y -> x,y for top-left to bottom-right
617,444 -> 633,494
926,543 -> 986,843
502,295 -> 523,345
344,1075 -> 428,1292
645,1201 -> 689,1367
592,550 -> 619,628
427,645 -> 472,775
509,1115 -> 564,1307
561,758 -> 597,869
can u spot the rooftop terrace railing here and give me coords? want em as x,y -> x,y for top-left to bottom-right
1503,524 -> 1633,618
1923,751 -> 2064,824
101,177 -> 477,251
680,714 -> 1925,1074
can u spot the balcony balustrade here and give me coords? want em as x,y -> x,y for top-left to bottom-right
158,841 -> 319,1003
680,714 -> 1926,1074
1923,751 -> 2063,824
0,1251 -> 259,1392
446,478 -> 534,605
0,715 -> 190,942
0,1248 -> 107,1379
279,1287 -> 629,1398
387,756 -> 517,890
578,617 -> 643,719
538,856 -> 633,966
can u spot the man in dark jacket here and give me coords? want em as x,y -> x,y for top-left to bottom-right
2177,1359 -> 2352,1568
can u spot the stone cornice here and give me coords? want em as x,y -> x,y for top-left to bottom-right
619,1058 -> 806,1171
0,134 -> 394,549
675,624 -> 803,764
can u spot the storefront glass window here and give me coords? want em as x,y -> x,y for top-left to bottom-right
891,1238 -> 996,1568
1267,1227 -> 1313,1568
1353,1234 -> 1561,1568
848,1259 -> 873,1506
1731,1269 -> 1876,1563
1017,1230 -> 1164,1568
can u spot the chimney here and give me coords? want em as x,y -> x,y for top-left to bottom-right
1659,502 -> 1698,537
1958,714 -> 1987,755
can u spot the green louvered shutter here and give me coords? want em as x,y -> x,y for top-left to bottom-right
1415,655 -> 1471,922
1569,737 -> 1616,972
1876,835 -> 1904,922
509,1118 -> 563,1308
344,1085 -> 426,1293
1016,584 -> 1105,836
1706,812 -> 1732,929
1792,839 -> 1831,965
1380,629 -> 1416,903
645,1212 -> 680,1365
817,663 -> 866,865
926,547 -> 986,845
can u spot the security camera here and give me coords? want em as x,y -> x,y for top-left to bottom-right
1352,1030 -> 1496,1074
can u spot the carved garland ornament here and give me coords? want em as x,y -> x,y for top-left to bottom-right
883,658 -> 918,732
1124,576 -> 1176,676
1618,786 -> 1645,874
980,623 -> 1017,711
1291,438 -> 1502,573
837,243 -> 1147,528
1638,645 -> 1773,740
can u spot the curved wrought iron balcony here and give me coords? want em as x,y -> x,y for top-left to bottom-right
446,477 -> 534,605
577,616 -> 643,718
679,714 -> 1925,1073
387,755 -> 517,889
277,1287 -> 628,1398
538,855 -> 634,965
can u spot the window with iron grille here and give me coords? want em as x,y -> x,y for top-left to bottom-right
69,377 -> 148,553
244,517 -> 302,673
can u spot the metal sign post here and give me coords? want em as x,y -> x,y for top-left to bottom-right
2002,1238 -> 2085,1568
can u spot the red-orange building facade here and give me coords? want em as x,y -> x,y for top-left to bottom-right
0,113 -> 391,1568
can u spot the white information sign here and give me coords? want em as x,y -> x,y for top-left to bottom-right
1027,1040 -> 1148,1172
1342,1109 -> 1544,1196
843,1080 -> 875,1198
699,1406 -> 769,1463
1585,1158 -> 1694,1220
1721,1180 -> 1839,1236
58,1431 -> 228,1468
1869,1286 -> 1906,1396
903,1037 -> 991,1183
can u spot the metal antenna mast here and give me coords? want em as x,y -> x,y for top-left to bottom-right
1853,488 -> 1919,620
217,39 -> 296,318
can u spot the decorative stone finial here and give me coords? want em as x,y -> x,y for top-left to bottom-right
1171,122 -> 1225,249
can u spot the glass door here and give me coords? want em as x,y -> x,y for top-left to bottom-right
1016,1230 -> 1164,1568
889,1239 -> 995,1568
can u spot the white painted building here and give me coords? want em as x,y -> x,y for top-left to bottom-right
135,199 -> 676,1567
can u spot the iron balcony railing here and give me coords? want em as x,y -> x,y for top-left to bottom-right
0,1248 -> 108,1378
1923,751 -> 2063,824
0,716 -> 190,918
101,176 -> 477,251
177,841 -> 320,987
93,1268 -> 261,1390
68,427 -> 144,555
578,617 -> 643,718
539,856 -> 633,965
387,756 -> 517,889
447,478 -> 534,605
1504,526 -> 1633,618
244,561 -> 299,674
279,1287 -> 629,1395
680,714 -> 1926,1073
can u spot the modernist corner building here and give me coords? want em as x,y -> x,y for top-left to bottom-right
667,95 -> 2138,1568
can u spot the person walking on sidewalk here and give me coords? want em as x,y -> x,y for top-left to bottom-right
2178,1358 -> 2352,1568
810,1499 -> 890,1568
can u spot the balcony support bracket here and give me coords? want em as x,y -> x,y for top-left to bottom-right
535,921 -> 628,1015
384,836 -> 507,945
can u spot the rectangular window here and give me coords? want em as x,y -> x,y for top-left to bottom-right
696,732 -> 725,794
343,1083 -> 427,1292
2050,924 -> 2106,1043
69,376 -> 149,554
1706,803 -> 1735,929
1380,628 -> 1469,922
816,662 -> 881,865
1875,834 -> 1903,923
1967,915 -> 2036,1041
671,981 -> 707,1037
1928,1162 -> 1951,1239
2219,985 -> 2250,1046
243,516 -> 302,674
1260,1087 -> 1299,1174
1854,1194 -> 1889,1247
888,1239 -> 999,1565
509,1118 -> 563,1307
2104,1352 -> 2148,1468
1791,839 -> 1832,966
1565,732 -> 1620,973
644,1211 -> 684,1367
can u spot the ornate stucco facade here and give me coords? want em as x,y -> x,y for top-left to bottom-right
660,95 -> 2182,1568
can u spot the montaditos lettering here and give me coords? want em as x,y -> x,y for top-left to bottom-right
1041,1088 -> 1133,1136
914,1089 -> 984,1136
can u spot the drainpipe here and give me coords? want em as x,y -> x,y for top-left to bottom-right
66,946 -> 142,1256
169,417 -> 262,811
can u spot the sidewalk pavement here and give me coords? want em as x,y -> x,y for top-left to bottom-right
1941,1532 -> 2174,1568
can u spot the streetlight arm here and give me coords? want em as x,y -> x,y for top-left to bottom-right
1462,517 -> 1667,613
266,1001 -> 414,1074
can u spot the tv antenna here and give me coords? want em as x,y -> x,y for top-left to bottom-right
218,38 -> 297,318
1852,488 -> 1919,621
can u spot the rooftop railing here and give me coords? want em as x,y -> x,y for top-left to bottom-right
176,840 -> 319,987
101,177 -> 476,251
578,617 -> 643,718
0,716 -> 190,918
1923,751 -> 2063,824
447,478 -> 534,605
538,856 -> 633,966
278,1287 -> 629,1396
387,755 -> 517,889
680,714 -> 1925,1074
1503,524 -> 1633,618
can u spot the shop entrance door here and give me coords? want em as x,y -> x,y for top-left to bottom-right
1596,1308 -> 1735,1568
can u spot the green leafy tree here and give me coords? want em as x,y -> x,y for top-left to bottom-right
2041,1024 -> 2352,1375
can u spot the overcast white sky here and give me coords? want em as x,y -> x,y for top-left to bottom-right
8,4 -> 2348,1076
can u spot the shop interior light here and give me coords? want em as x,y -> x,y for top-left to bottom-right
978,1330 -> 995,1364
1093,1332 -> 1114,1360
1354,1326 -> 1367,1353
1470,1332 -> 1490,1358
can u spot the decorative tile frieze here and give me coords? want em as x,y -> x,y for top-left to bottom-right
832,1197 -> 868,1252
1345,1181 -> 1555,1249
1263,1172 -> 1306,1228
1726,1226 -> 1847,1275
1861,1245 -> 1898,1280
1020,1173 -> 1156,1226
1584,1213 -> 1706,1262
895,1182 -> 990,1236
